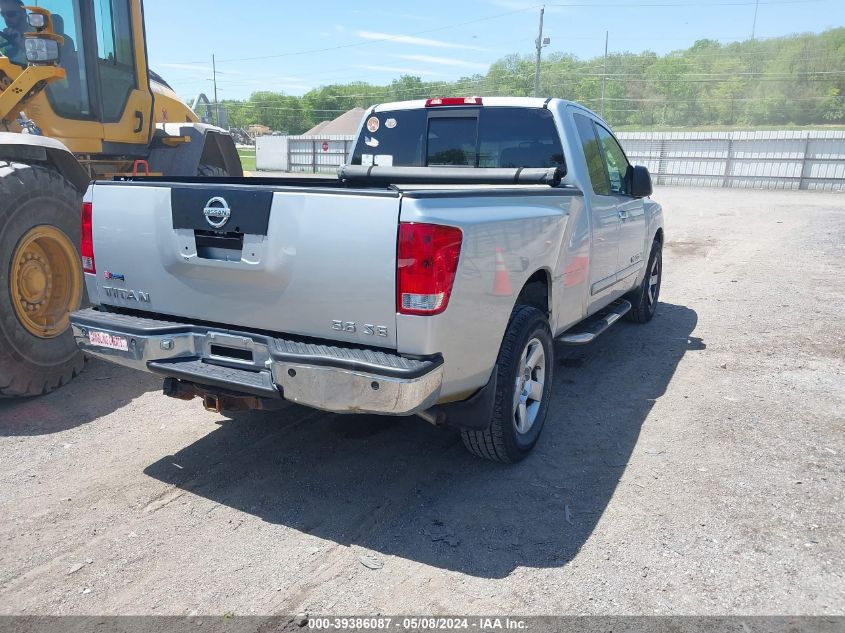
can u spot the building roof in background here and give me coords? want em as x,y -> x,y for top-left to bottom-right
304,107 -> 365,136
304,120 -> 330,135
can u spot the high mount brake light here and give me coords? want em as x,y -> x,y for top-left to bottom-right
397,222 -> 463,316
425,97 -> 483,107
81,202 -> 95,274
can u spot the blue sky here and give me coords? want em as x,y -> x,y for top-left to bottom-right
144,0 -> 844,101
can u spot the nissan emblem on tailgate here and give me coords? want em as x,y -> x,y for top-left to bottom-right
203,196 -> 231,229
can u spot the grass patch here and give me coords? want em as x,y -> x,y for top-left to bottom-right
238,147 -> 256,172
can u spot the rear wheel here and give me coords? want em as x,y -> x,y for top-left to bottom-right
460,306 -> 554,463
0,162 -> 85,397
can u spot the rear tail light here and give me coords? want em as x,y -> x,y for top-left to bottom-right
397,222 -> 462,316
80,201 -> 95,274
425,97 -> 483,107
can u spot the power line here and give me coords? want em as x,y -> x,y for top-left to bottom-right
171,42 -> 842,95
169,0 -> 828,66
215,93 -> 844,118
164,30 -> 843,98
190,65 -> 844,102
199,72 -> 843,110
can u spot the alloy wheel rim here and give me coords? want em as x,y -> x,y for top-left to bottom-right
648,256 -> 661,308
513,337 -> 546,435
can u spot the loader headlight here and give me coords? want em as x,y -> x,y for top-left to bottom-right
27,13 -> 47,29
24,37 -> 59,63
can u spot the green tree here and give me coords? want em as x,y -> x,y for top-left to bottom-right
208,27 -> 845,131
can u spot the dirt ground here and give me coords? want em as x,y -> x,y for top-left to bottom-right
1,187 -> 843,616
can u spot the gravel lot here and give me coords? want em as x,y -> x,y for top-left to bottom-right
1,187 -> 843,616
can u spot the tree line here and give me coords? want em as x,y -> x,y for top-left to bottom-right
216,28 -> 844,134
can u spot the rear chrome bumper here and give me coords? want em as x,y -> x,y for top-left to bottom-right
69,308 -> 443,416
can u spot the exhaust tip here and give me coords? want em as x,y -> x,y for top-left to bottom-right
203,394 -> 223,413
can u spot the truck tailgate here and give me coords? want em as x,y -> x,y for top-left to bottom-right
88,183 -> 401,348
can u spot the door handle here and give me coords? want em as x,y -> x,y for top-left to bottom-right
133,110 -> 144,134
618,210 -> 629,220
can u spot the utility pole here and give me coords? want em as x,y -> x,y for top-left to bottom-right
212,54 -> 221,127
750,0 -> 759,40
600,31 -> 608,118
533,6 -> 545,98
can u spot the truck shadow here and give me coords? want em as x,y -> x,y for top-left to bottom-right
0,358 -> 160,436
144,302 -> 701,579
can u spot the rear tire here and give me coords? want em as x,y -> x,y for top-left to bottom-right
0,162 -> 85,397
625,238 -> 662,324
461,306 -> 554,463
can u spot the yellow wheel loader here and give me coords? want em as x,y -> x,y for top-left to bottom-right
0,1 -> 241,397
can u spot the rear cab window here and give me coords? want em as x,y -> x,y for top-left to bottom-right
428,117 -> 477,166
351,107 -> 565,170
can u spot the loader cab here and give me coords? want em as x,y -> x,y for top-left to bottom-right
26,0 -> 153,152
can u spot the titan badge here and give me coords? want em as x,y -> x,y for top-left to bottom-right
103,287 -> 151,303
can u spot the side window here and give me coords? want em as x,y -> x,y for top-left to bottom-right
39,0 -> 92,119
350,109 -> 427,166
573,113 -> 609,196
595,124 -> 631,195
94,0 -> 136,122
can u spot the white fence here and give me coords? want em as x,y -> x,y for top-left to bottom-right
618,130 -> 845,191
256,131 -> 845,190
256,135 -> 355,173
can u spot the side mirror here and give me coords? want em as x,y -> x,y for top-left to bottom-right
628,165 -> 653,198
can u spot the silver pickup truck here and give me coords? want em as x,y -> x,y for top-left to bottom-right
70,97 -> 663,462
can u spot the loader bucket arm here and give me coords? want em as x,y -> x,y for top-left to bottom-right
0,5 -> 66,123
0,62 -> 66,122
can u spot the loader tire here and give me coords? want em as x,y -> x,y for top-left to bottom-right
0,162 -> 85,398
197,164 -> 227,177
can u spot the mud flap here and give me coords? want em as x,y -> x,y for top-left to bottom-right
434,370 -> 498,431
